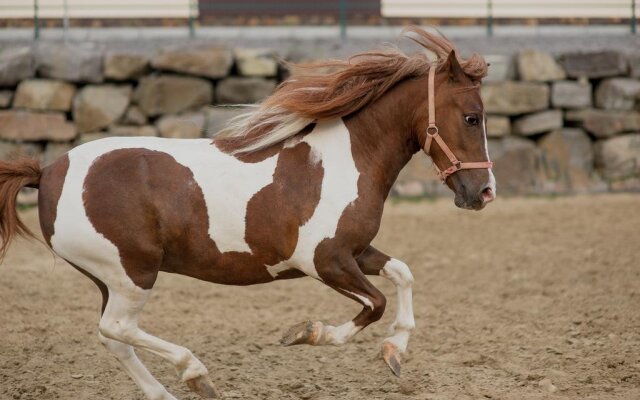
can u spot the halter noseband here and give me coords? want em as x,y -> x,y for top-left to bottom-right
423,67 -> 494,182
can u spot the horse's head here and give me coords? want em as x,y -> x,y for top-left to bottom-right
416,51 -> 495,211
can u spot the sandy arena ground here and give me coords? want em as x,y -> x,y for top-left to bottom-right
1,195 -> 639,400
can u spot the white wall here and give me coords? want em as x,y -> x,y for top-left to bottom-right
382,0 -> 636,19
0,0 -> 196,18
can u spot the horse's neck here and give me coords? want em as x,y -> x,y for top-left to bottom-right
343,85 -> 420,200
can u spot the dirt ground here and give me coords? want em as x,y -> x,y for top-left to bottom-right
0,194 -> 639,400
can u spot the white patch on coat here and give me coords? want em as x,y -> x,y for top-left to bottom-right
52,136 -> 277,259
266,119 -> 360,279
482,117 -> 497,196
380,258 -> 415,353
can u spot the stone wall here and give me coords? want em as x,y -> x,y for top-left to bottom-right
0,43 -> 639,199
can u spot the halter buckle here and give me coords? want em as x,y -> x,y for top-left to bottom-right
453,160 -> 461,170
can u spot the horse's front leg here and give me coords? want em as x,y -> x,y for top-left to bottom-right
356,246 -> 415,376
281,256 -> 386,347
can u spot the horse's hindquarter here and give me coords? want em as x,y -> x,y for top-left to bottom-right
43,123 -> 367,288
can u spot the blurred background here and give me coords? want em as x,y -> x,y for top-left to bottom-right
0,1 -> 639,201
1,3 -> 640,400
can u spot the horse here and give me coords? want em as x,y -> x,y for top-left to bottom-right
0,27 -> 495,399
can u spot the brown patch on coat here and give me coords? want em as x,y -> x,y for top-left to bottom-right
38,154 -> 69,246
82,143 -> 323,289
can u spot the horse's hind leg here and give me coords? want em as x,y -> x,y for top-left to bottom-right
99,333 -> 177,400
98,287 -> 220,399
72,265 -> 177,400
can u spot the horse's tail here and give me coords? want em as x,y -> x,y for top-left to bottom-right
0,158 -> 41,261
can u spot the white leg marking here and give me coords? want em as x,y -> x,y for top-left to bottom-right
99,290 -> 209,383
99,333 -> 177,400
344,290 -> 374,310
268,120 -> 360,278
319,321 -> 362,346
380,259 -> 415,353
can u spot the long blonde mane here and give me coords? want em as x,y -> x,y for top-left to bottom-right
215,26 -> 487,154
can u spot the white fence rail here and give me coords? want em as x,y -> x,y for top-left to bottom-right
382,0 -> 636,19
0,0 -> 195,18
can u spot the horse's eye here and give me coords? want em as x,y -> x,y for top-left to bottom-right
464,114 -> 480,126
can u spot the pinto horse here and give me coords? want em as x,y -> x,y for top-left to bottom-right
0,27 -> 494,399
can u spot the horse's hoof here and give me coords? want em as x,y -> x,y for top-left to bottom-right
185,375 -> 220,398
280,320 -> 322,346
382,341 -> 402,377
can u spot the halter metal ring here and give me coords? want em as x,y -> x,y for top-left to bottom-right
426,125 -> 438,135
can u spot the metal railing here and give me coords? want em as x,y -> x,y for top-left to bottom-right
0,0 -> 637,40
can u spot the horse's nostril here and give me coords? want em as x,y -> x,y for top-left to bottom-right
481,186 -> 495,204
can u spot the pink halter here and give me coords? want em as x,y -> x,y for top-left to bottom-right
423,67 -> 494,182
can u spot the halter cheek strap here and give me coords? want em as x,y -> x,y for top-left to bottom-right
423,67 -> 494,182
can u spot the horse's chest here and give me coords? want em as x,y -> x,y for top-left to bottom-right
197,120 -> 360,279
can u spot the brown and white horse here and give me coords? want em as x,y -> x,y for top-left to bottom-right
0,28 -> 495,399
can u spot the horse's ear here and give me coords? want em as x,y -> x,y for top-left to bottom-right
446,50 -> 467,83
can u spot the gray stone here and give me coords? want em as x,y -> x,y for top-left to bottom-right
582,110 -> 640,138
36,43 -> 103,83
0,110 -> 76,141
151,46 -> 232,79
595,134 -> 640,180
481,82 -> 549,116
121,105 -> 148,126
104,52 -> 149,81
0,47 -> 34,87
594,78 -> 640,111
538,128 -> 595,192
551,80 -> 592,109
73,85 -> 132,133
565,108 -> 594,123
13,79 -> 76,111
488,137 -> 541,194
483,54 -> 516,83
0,141 -> 42,161
156,113 -> 205,139
216,78 -> 277,104
108,125 -> 157,137
486,115 -> 510,137
42,142 -> 73,166
76,132 -> 111,145
0,90 -> 12,108
558,51 -> 627,79
629,54 -> 640,78
134,75 -> 213,117
513,110 -> 563,136
234,48 -> 278,77
204,106 -> 250,137
517,50 -> 566,82
394,153 -> 448,197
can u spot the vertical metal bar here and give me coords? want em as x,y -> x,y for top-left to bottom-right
339,0 -> 347,40
34,0 -> 40,40
188,0 -> 196,39
487,0 -> 493,37
63,0 -> 69,41
632,0 -> 637,34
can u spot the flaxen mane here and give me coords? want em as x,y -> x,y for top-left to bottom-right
215,26 -> 488,153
